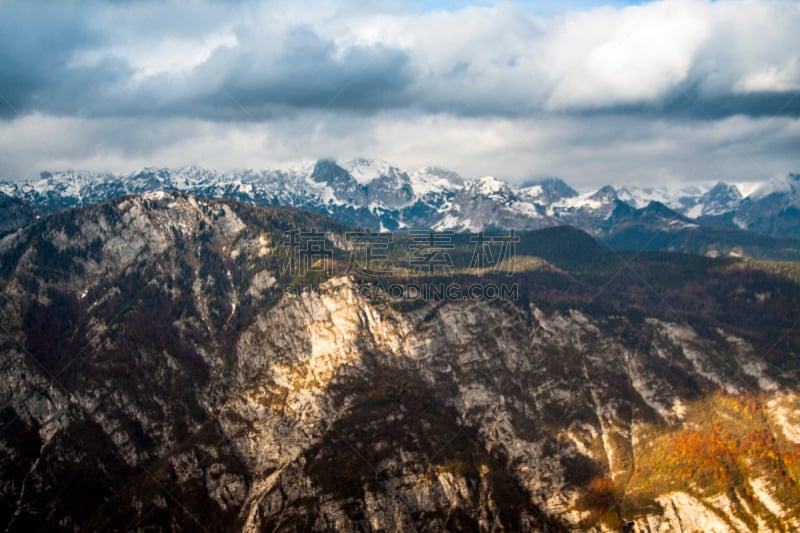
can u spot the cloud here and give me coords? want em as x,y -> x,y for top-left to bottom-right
734,62 -> 800,94
1,110 -> 796,189
0,0 -> 797,184
0,3 -> 108,117
540,0 -> 711,109
2,0 -> 799,119
181,25 -> 415,116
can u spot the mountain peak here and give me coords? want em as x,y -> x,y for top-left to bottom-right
3,163 -> 799,239
708,181 -> 740,194
518,177 -> 578,203
465,176 -> 512,197
640,200 -> 685,218
409,166 -> 463,197
590,185 -> 618,202
415,166 -> 463,185
339,158 -> 397,185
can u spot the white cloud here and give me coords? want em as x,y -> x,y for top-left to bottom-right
325,0 -> 800,111
542,0 -> 711,109
734,60 -> 800,94
73,31 -> 240,83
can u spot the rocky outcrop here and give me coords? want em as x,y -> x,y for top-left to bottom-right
1,193 -> 799,531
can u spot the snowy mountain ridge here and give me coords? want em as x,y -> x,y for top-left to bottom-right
1,160 -> 798,240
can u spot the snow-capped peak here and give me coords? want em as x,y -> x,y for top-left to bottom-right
589,185 -> 618,203
616,184 -> 709,210
550,189 -> 615,213
339,158 -> 396,185
465,176 -> 512,197
518,184 -> 544,200
409,166 -> 463,196
516,178 -> 578,204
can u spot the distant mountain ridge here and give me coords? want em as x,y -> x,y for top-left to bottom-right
1,160 -> 799,253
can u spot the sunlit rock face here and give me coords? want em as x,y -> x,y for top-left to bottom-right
1,193 -> 799,531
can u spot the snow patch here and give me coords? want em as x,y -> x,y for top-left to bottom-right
466,176 -> 509,197
410,166 -> 463,196
340,158 -> 394,185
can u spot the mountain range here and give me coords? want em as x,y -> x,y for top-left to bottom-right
1,192 -> 799,530
2,161 -> 799,261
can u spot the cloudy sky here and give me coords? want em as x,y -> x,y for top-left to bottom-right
0,0 -> 798,189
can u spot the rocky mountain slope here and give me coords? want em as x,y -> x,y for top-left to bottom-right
0,193 -> 35,235
1,193 -> 799,531
702,173 -> 800,239
600,202 -> 800,261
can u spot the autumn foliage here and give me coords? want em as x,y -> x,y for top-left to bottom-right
587,476 -> 615,511
665,395 -> 800,490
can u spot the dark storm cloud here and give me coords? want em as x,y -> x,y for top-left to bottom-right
155,26 -> 415,119
0,17 -> 414,120
0,4 -> 109,117
663,89 -> 800,120
564,87 -> 800,122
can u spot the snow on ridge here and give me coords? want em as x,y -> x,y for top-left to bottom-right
13,170 -> 108,198
281,160 -> 317,179
517,184 -> 544,200
410,166 -> 463,196
466,176 -> 510,196
339,158 -> 395,185
686,204 -> 705,219
6,162 -> 795,231
616,185 -> 709,210
549,190 -> 610,213
142,190 -> 171,201
417,166 -> 462,183
508,199 -> 543,219
432,213 -> 480,233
